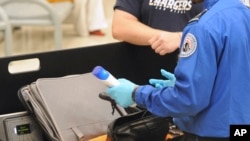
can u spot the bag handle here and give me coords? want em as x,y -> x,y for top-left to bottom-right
99,92 -> 126,116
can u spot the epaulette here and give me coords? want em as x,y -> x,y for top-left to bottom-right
188,9 -> 208,23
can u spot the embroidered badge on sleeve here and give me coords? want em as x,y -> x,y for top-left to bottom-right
179,33 -> 197,57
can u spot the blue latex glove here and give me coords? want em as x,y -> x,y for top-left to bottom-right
149,69 -> 176,88
106,78 -> 137,108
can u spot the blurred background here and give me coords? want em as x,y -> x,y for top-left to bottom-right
0,0 -> 118,57
1,0 -> 249,58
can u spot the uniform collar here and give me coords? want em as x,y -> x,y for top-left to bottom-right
204,0 -> 241,9
204,0 -> 219,9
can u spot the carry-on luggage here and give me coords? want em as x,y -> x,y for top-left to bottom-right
17,73 -> 121,141
98,92 -> 184,141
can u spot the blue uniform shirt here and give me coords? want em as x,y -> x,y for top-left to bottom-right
134,0 -> 250,137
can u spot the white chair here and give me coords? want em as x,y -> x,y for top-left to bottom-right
0,0 -> 66,55
0,5 -> 12,56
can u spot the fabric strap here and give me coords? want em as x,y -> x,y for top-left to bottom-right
72,127 -> 85,141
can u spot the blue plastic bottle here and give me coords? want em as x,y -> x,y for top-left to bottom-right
92,66 -> 120,87
92,66 -> 137,107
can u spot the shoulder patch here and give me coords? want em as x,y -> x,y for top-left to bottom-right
179,33 -> 197,58
189,9 -> 207,23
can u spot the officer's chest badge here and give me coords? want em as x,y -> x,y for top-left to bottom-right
179,33 -> 197,57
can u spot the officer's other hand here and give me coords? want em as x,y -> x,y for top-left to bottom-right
106,78 -> 137,108
149,69 -> 176,88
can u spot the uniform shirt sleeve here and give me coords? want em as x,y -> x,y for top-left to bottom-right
134,21 -> 218,118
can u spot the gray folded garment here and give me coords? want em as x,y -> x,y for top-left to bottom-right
18,73 -> 122,141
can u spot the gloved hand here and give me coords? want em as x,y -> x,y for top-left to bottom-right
106,78 -> 137,108
149,69 -> 176,88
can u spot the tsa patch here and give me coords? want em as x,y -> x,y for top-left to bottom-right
179,33 -> 197,57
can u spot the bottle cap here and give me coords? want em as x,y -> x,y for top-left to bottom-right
92,66 -> 109,80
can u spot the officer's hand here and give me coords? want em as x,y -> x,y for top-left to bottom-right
106,78 -> 137,108
149,69 -> 176,88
